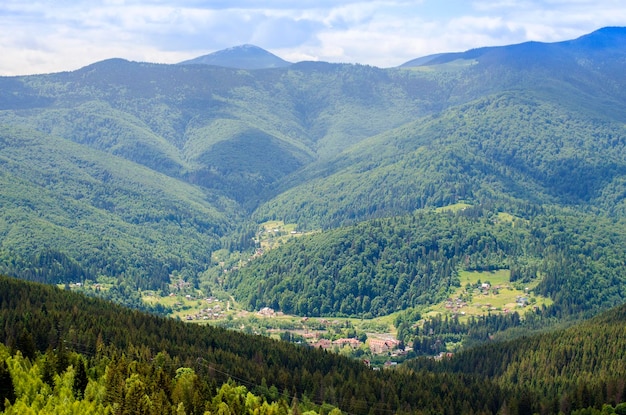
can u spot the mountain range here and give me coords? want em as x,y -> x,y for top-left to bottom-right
3,25 -> 626,414
1,26 -> 626,322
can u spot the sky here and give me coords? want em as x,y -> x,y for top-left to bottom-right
1,0 -> 625,76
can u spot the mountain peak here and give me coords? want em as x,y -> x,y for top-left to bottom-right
400,25 -> 626,68
566,26 -> 626,50
178,44 -> 292,70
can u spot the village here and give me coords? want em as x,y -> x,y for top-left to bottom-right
444,280 -> 534,318
252,306 -> 408,368
131,265 -> 550,371
183,296 -> 226,321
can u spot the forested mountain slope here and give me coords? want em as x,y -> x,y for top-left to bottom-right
178,44 -> 293,69
408,300 -> 626,414
255,28 -> 626,228
229,204 -> 626,319
0,27 -> 626,322
0,274 -> 503,414
1,274 -> 626,414
0,53 -> 457,287
0,124 -> 233,291
255,92 -> 626,228
0,57 -> 442,286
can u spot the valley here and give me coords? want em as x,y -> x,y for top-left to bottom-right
1,26 -> 626,414
62,209 -> 554,366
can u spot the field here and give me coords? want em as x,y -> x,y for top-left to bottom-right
255,220 -> 317,251
141,268 -> 552,345
142,291 -> 230,321
424,269 -> 552,321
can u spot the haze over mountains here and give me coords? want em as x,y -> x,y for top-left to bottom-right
1,26 -> 626,316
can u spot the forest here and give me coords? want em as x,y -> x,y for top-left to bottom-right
0,275 -> 626,414
1,28 -> 625,306
229,203 -> 626,319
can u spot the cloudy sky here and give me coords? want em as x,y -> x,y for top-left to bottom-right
1,0 -> 625,76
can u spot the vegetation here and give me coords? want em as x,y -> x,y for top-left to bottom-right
2,27 -> 626,413
255,91 -> 626,228
1,274 -> 626,414
407,303 -> 626,414
228,204 -> 626,320
0,274 -> 505,414
0,125 -> 232,291
1,29 -> 626,315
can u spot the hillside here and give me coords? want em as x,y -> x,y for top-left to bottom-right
0,274 -> 502,414
0,27 -> 626,327
407,301 -> 626,413
1,274 -> 626,414
232,203 -> 626,314
0,53 -> 452,289
226,202 -> 626,356
256,27 -> 626,228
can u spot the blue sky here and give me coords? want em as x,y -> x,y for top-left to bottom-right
1,0 -> 624,75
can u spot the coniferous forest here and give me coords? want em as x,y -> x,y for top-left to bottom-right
1,275 -> 626,414
1,27 -> 626,413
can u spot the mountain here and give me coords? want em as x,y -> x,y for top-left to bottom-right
228,205 -> 626,318
0,273 -> 505,414
400,26 -> 626,68
1,27 -> 626,325
178,44 -> 292,69
407,300 -> 626,414
256,26 -> 626,229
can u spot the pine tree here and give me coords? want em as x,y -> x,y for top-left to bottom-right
0,360 -> 15,410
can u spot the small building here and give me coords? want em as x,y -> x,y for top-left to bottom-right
257,307 -> 276,317
332,338 -> 362,349
368,338 -> 399,354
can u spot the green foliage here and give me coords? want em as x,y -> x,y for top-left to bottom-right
408,302 -> 626,414
0,57 -> 460,299
0,124 -> 233,290
2,272 -> 626,413
255,92 -> 626,228
0,274 -> 507,414
1,36 -> 626,415
229,204 -> 626,320
2,37 -> 626,320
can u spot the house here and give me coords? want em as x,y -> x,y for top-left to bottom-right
257,307 -> 276,317
434,352 -> 455,361
332,338 -> 361,349
368,338 -> 399,354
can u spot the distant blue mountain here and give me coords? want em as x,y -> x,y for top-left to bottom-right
178,44 -> 292,69
400,26 -> 626,68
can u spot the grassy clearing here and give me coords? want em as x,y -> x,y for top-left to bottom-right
425,269 -> 552,322
142,291 -> 229,321
435,202 -> 472,213
256,220 -> 318,251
